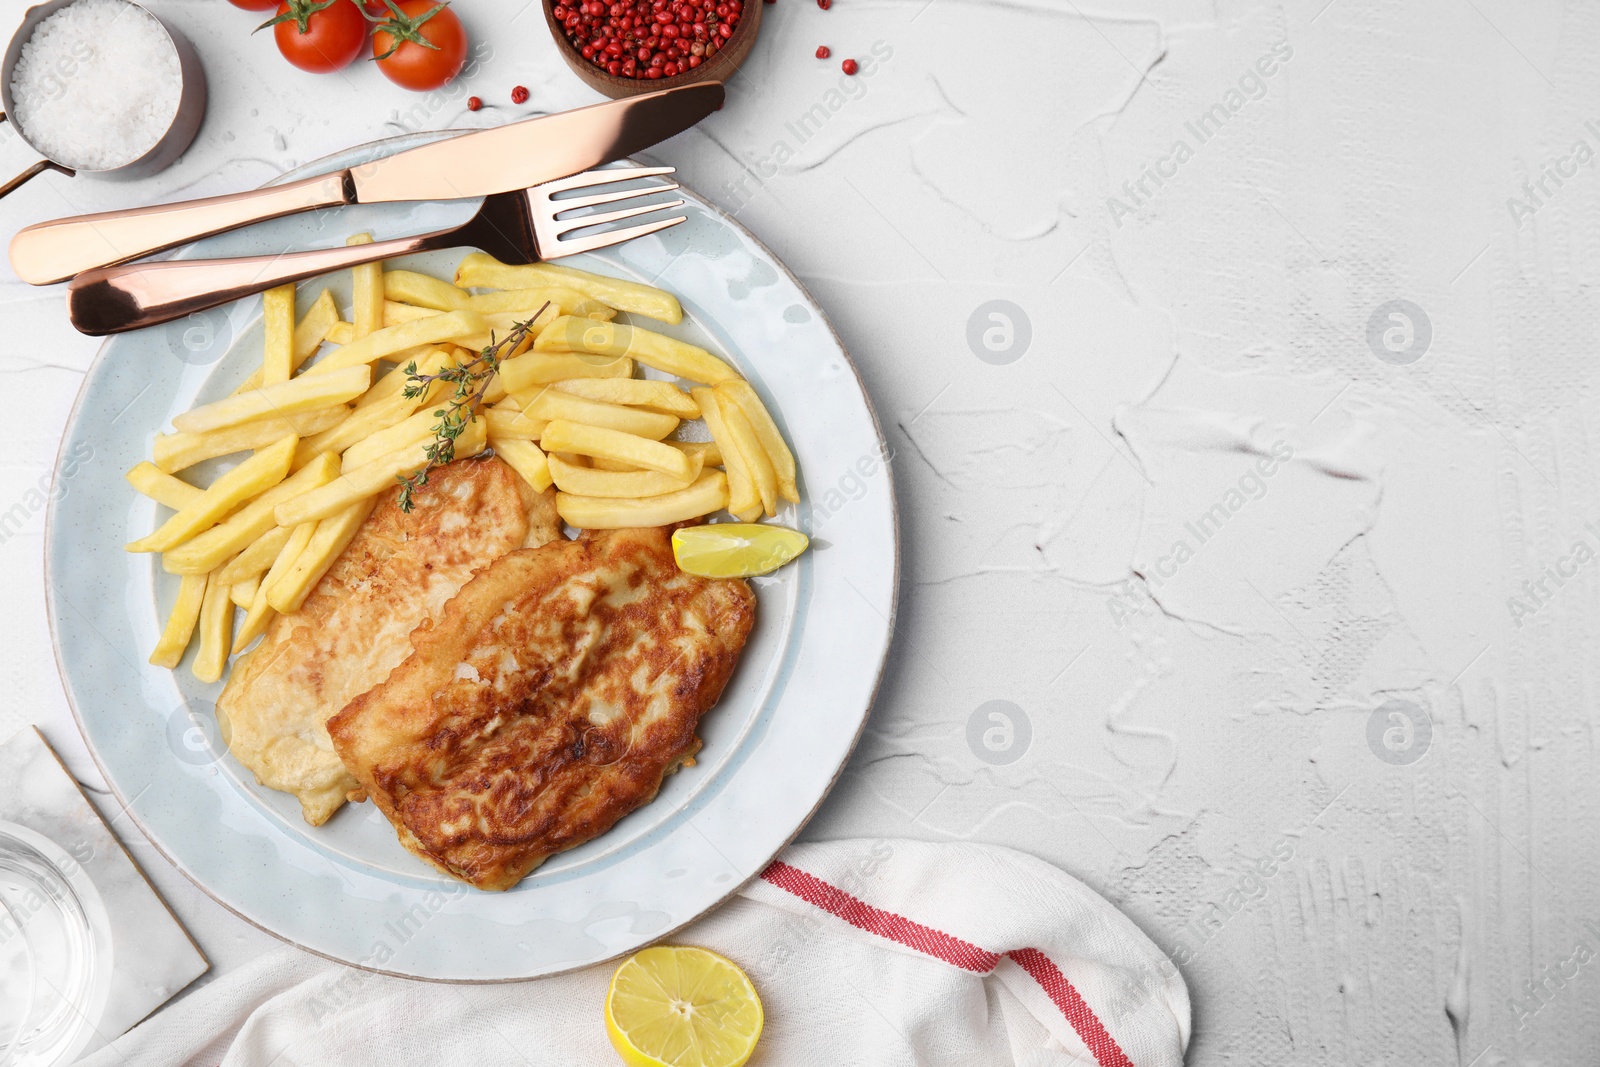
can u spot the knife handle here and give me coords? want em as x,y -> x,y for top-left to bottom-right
8,171 -> 355,286
66,226 -> 458,336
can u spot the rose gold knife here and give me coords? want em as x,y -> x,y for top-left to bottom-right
9,81 -> 723,286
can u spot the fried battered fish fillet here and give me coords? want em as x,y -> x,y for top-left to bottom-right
219,457 -> 561,825
327,526 -> 756,891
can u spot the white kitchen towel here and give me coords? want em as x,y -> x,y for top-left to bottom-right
77,839 -> 1189,1067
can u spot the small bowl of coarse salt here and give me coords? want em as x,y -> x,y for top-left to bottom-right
0,0 -> 205,197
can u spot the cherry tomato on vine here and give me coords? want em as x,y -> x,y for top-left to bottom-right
229,0 -> 281,11
257,0 -> 367,74
370,0 -> 467,91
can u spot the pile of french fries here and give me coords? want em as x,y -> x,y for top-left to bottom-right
129,240 -> 798,685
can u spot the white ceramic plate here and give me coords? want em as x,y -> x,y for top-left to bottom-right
45,134 -> 897,981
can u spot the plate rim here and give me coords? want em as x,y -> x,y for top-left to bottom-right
43,131 -> 900,981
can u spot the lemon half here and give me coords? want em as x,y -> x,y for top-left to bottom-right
604,945 -> 764,1067
671,523 -> 809,578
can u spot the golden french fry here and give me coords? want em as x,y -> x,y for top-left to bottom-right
400,343 -> 454,369
213,524 -> 295,585
128,435 -> 298,554
499,351 -> 633,392
693,387 -> 760,520
720,398 -> 777,517
310,310 -> 488,375
547,451 -> 701,497
382,300 -> 441,327
487,306 -> 561,335
326,320 -> 354,345
230,575 -> 260,609
533,317 -> 737,385
491,438 -> 553,492
191,572 -> 235,684
483,406 -> 549,442
449,307 -> 565,354
171,365 -> 370,435
262,283 -> 296,385
668,439 -> 722,467
456,254 -> 682,323
515,388 -> 678,439
294,289 -> 339,364
161,452 -> 340,574
148,572 -> 208,669
466,286 -> 615,320
539,420 -> 693,480
384,269 -> 471,311
576,445 -> 722,473
347,233 -> 383,339
341,408 -> 438,469
231,592 -> 275,655
716,378 -> 798,504
299,389 -> 439,468
232,289 -> 339,395
551,377 -> 700,418
234,520 -> 315,651
274,418 -> 487,527
482,370 -> 510,405
383,305 -> 565,350
356,357 -> 426,410
266,496 -> 376,615
154,405 -> 347,473
556,470 -> 728,528
272,522 -> 317,582
355,347 -> 458,410
126,461 -> 203,510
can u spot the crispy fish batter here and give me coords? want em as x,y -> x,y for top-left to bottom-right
219,457 -> 560,825
328,526 -> 756,891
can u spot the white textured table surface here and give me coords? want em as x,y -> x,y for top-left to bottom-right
2,0 -> 1594,1062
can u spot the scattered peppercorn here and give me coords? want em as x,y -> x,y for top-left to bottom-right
816,0 -> 830,8
841,57 -> 857,74
556,0 -> 741,79
466,95 -> 482,110
815,44 -> 830,58
511,84 -> 530,103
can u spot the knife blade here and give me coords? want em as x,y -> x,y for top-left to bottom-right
348,82 -> 721,203
9,81 -> 724,286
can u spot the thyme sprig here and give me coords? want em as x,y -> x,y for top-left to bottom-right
394,302 -> 549,512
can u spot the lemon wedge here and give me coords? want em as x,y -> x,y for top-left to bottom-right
604,945 -> 764,1067
671,523 -> 808,578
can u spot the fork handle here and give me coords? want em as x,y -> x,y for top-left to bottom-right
10,172 -> 355,286
66,224 -> 465,336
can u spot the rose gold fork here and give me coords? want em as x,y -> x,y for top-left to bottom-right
66,167 -> 686,336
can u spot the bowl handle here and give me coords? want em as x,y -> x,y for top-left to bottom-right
0,115 -> 74,199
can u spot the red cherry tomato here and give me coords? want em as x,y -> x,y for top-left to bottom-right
260,0 -> 367,73
372,1 -> 467,91
230,0 -> 282,10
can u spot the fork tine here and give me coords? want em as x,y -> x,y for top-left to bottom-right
547,213 -> 687,258
552,181 -> 682,213
535,165 -> 676,196
555,197 -> 687,235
